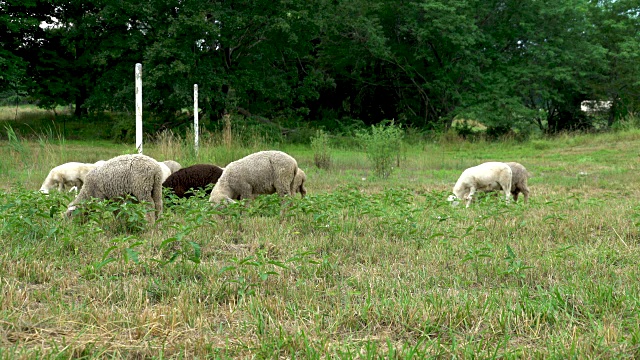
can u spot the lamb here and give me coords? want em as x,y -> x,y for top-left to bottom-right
39,160 -> 105,194
163,164 -> 224,198
162,160 -> 182,173
505,162 -> 531,203
449,162 -> 512,208
208,150 -> 303,205
65,154 -> 164,224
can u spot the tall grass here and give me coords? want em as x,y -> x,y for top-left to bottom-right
0,104 -> 72,122
146,125 -> 272,167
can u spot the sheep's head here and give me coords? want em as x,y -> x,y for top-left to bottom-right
64,205 -> 77,219
293,169 -> 307,198
209,192 -> 236,206
447,194 -> 461,207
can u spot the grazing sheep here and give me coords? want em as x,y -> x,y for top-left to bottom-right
163,164 -> 224,198
65,154 -> 163,224
162,160 -> 182,173
157,162 -> 172,183
505,162 -> 531,203
208,150 -> 301,205
39,161 -> 105,194
449,162 -> 512,208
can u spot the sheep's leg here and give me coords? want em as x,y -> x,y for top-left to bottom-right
132,190 -> 157,225
522,189 -> 529,204
505,191 -> 512,204
274,177 -> 293,197
151,183 -> 163,223
237,182 -> 254,200
466,187 -> 476,208
273,166 -> 296,197
498,176 -> 512,205
512,191 -> 519,202
53,174 -> 65,192
502,188 -> 511,204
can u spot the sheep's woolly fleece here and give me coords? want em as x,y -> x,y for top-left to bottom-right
65,154 -> 164,224
209,150 -> 301,204
505,162 -> 531,203
451,161 -> 512,208
163,164 -> 224,198
156,162 -> 172,183
39,161 -> 104,194
162,160 -> 182,174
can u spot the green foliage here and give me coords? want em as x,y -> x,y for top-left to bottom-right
0,186 -> 69,243
452,120 -> 479,140
4,0 -> 640,136
83,235 -> 144,279
158,224 -> 203,265
69,195 -> 153,234
355,120 -> 404,178
502,245 -> 533,284
218,252 -> 288,299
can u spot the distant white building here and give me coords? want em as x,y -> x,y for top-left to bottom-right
581,100 -> 612,113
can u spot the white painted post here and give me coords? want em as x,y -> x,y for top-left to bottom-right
135,63 -> 143,154
194,84 -> 199,155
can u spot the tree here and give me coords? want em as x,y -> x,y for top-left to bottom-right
124,0 -> 332,126
587,0 -> 640,126
0,0 -> 55,105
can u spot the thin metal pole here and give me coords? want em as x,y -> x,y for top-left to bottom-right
135,63 -> 143,153
194,84 -> 199,155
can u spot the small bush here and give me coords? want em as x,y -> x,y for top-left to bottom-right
355,120 -> 404,179
454,120 -> 477,139
311,129 -> 332,170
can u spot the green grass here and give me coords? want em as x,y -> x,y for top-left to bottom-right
1,126 -> 640,358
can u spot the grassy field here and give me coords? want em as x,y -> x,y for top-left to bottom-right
1,124 -> 640,358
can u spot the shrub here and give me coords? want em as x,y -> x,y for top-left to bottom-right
311,129 -> 332,170
355,120 -> 404,179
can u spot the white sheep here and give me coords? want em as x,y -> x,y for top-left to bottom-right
505,162 -> 531,203
208,150 -> 303,205
162,160 -> 182,173
65,154 -> 164,224
449,162 -> 512,208
39,160 -> 105,194
157,161 -> 172,183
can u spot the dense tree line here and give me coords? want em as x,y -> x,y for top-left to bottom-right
2,0 -> 639,134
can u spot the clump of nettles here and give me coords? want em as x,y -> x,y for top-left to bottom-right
311,129 -> 332,170
356,120 -> 404,178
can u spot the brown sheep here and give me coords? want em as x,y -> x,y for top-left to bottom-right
163,164 -> 224,198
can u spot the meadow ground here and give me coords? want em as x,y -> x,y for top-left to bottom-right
1,123 -> 640,358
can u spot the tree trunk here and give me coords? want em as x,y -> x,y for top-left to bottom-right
74,87 -> 88,117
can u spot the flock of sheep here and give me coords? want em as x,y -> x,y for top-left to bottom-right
39,150 -> 529,225
40,150 -> 307,224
